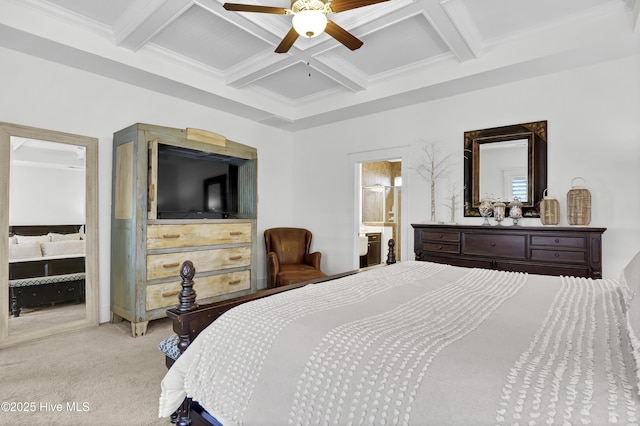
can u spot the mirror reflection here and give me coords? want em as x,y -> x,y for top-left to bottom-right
8,138 -> 86,334
478,139 -> 528,202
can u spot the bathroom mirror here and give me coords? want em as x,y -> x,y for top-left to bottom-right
0,122 -> 99,347
463,121 -> 547,217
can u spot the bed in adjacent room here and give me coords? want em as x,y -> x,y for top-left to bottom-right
8,225 -> 86,317
159,249 -> 640,425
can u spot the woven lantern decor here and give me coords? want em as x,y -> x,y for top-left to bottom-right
567,177 -> 591,225
540,189 -> 560,225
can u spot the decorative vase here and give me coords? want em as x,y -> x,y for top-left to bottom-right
478,195 -> 493,226
567,177 -> 591,225
509,197 -> 523,225
493,201 -> 506,225
540,189 -> 560,225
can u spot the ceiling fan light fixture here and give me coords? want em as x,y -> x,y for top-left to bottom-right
292,10 -> 327,38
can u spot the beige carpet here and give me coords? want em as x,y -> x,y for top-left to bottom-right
0,317 -> 173,425
8,302 -> 86,334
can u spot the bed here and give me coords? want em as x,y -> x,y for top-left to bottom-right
8,225 -> 86,317
159,243 -> 640,425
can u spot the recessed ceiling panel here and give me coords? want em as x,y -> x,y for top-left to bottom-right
150,4 -> 271,69
250,62 -> 346,100
329,14 -> 451,77
457,0 -> 620,45
45,0 -> 131,26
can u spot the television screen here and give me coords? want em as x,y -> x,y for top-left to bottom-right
156,144 -> 243,219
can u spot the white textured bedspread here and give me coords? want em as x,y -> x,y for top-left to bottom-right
159,261 -> 640,425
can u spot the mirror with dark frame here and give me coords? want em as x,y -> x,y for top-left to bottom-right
463,121 -> 547,218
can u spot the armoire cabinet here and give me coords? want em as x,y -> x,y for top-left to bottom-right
110,123 -> 258,336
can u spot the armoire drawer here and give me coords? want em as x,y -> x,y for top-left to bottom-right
146,246 -> 251,280
146,270 -> 251,311
147,223 -> 252,249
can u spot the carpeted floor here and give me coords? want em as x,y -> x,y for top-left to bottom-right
8,302 -> 86,334
0,317 -> 173,425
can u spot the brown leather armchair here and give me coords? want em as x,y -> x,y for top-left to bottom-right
264,227 -> 326,288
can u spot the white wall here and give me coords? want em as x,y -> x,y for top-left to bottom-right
0,47 -> 294,323
1,46 -> 638,323
10,165 -> 85,225
292,54 -> 640,279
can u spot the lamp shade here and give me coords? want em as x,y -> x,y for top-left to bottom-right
292,10 -> 327,38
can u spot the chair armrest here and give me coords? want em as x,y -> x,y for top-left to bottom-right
267,252 -> 280,288
305,251 -> 322,270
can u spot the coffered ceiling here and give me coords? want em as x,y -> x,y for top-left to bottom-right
0,0 -> 638,130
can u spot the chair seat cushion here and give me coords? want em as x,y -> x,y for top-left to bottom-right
277,264 -> 326,286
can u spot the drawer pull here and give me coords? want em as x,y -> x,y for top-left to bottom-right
161,290 -> 180,298
438,245 -> 443,250
228,279 -> 242,285
555,239 -> 560,244
230,232 -> 243,236
162,234 -> 181,239
229,256 -> 243,261
555,252 -> 560,257
490,242 -> 496,247
439,234 -> 444,239
162,262 -> 180,268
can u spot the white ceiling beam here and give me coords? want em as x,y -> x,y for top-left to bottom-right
420,0 -> 477,61
113,0 -> 193,51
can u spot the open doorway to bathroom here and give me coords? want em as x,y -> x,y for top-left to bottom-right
358,160 -> 402,267
349,146 -> 410,270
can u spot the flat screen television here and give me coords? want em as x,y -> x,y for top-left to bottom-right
156,144 -> 245,219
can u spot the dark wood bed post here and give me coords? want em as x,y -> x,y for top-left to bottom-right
386,239 -> 396,265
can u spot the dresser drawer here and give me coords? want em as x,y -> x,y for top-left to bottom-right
146,246 -> 251,280
422,242 -> 460,254
421,230 -> 460,243
530,235 -> 586,249
530,249 -> 585,264
463,233 -> 526,259
146,270 -> 251,311
147,223 -> 251,249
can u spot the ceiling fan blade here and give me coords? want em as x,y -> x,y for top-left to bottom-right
223,3 -> 288,14
275,27 -> 299,53
324,20 -> 363,51
328,0 -> 389,13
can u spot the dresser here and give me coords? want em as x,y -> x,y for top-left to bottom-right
412,224 -> 606,278
111,123 -> 258,337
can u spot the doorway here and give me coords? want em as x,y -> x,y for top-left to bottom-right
349,146 -> 410,269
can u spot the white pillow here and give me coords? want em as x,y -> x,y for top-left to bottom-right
9,243 -> 42,260
49,232 -> 81,242
15,234 -> 50,245
41,240 -> 85,257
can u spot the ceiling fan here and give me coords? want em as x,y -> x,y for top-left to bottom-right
222,0 -> 389,53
